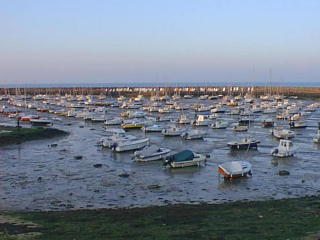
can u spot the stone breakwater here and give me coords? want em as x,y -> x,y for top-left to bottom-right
1,86 -> 320,98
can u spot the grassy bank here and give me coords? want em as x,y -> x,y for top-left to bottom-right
0,126 -> 68,147
2,196 -> 320,239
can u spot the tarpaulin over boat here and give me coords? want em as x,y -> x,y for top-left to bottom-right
168,150 -> 194,162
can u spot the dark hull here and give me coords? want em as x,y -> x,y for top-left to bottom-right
228,142 -> 259,150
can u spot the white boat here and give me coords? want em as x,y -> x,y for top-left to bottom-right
102,133 -> 137,148
218,161 -> 252,179
111,137 -> 149,152
133,145 -> 171,162
164,150 -> 207,168
271,139 -> 296,157
227,138 -> 260,150
271,127 -> 295,139
192,115 -> 211,126
141,124 -> 163,132
161,127 -> 185,136
211,120 -> 228,129
181,130 -> 206,140
105,118 -> 122,125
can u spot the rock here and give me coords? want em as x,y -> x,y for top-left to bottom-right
279,170 -> 290,176
118,172 -> 130,178
93,164 -> 103,168
79,126 -> 84,128
74,155 -> 83,160
37,177 -> 42,182
147,184 -> 161,190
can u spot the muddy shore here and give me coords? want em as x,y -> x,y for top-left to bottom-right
1,195 -> 320,240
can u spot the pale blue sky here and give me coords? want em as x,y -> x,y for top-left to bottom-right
0,0 -> 319,85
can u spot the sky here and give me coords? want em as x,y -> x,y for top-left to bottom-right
0,0 -> 320,86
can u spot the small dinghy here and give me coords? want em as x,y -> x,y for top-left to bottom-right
133,145 -> 171,162
261,118 -> 274,128
141,124 -> 163,132
211,120 -> 228,129
111,137 -> 149,152
233,125 -> 248,132
161,127 -> 185,136
164,150 -> 207,168
218,161 -> 252,179
105,118 -> 122,125
271,139 -> 296,157
227,138 -> 260,150
181,130 -> 206,140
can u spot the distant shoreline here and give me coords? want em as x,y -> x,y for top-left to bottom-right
1,85 -> 320,98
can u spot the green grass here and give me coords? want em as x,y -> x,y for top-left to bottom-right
2,195 -> 320,239
0,126 -> 67,146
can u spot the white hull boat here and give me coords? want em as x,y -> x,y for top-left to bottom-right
271,139 -> 296,157
134,145 -> 171,162
112,138 -> 149,152
218,161 -> 252,179
141,124 -> 163,132
162,127 -> 185,136
181,130 -> 206,140
164,150 -> 207,168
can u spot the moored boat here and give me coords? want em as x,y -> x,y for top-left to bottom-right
133,145 -> 171,162
271,139 -> 296,157
164,150 -> 207,168
218,161 -> 252,179
227,138 -> 260,150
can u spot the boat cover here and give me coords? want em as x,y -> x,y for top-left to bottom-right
168,150 -> 194,162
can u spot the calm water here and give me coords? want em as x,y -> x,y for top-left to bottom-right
0,98 -> 320,211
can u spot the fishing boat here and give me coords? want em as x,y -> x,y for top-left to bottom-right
161,127 -> 185,136
271,127 -> 295,139
111,137 -> 149,152
218,161 -> 252,179
227,138 -> 260,150
164,150 -> 207,168
133,145 -> 171,162
271,139 -> 296,157
181,130 -> 206,140
141,124 -> 163,132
